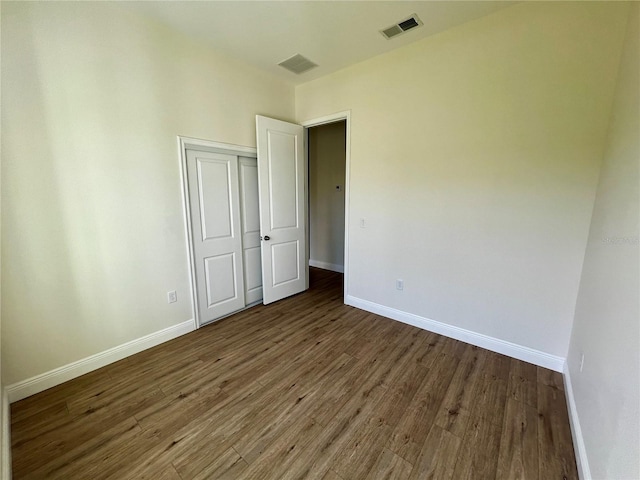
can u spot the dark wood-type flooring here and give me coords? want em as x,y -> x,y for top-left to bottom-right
11,268 -> 577,479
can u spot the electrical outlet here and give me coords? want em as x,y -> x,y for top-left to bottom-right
396,279 -> 404,291
580,353 -> 585,372
167,290 -> 177,304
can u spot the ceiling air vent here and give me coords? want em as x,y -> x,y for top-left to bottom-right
278,54 -> 318,75
380,14 -> 423,40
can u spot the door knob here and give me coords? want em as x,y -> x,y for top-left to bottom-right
263,235 -> 271,241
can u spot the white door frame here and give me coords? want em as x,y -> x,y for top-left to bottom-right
177,136 -> 257,329
300,111 -> 351,302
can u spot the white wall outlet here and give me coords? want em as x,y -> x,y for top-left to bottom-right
396,279 -> 404,291
167,290 -> 177,304
360,218 -> 366,228
580,353 -> 585,372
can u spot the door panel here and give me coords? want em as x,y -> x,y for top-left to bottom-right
240,160 -> 260,234
244,247 -> 263,295
271,241 -> 299,286
267,132 -> 298,230
239,157 -> 263,304
197,160 -> 234,240
204,253 -> 237,306
187,149 -> 245,323
256,115 -> 307,304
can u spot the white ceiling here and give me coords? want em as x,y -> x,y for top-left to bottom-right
124,1 -> 517,85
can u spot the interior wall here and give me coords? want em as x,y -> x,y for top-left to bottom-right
0,1 -> 294,386
566,4 -> 639,479
0,101 -> 7,478
296,1 -> 629,357
308,121 -> 346,271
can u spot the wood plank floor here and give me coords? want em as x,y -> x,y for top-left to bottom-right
11,268 -> 578,479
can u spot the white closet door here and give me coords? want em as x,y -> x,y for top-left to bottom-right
186,149 -> 245,324
238,157 -> 263,304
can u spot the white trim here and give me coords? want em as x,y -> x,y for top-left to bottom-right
6,320 -> 194,403
300,111 -> 350,128
177,136 -> 257,329
178,136 -> 258,156
177,137 -> 199,331
299,111 -> 351,303
345,295 -> 566,372
563,363 -> 591,480
1,387 -> 11,479
309,259 -> 344,273
303,124 -> 310,292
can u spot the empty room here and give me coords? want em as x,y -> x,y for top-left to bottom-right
1,1 -> 638,479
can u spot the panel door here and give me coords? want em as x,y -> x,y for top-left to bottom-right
238,156 -> 263,304
186,149 -> 245,323
256,115 -> 308,304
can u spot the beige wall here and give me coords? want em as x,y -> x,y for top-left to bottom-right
0,92 -> 7,480
308,122 -> 346,270
1,1 -> 294,385
567,4 -> 639,478
296,2 -> 629,357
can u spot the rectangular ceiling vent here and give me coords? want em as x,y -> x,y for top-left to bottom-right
380,14 -> 423,40
278,54 -> 318,75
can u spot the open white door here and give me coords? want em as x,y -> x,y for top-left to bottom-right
256,115 -> 308,304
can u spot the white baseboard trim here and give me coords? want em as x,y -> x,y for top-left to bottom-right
345,295 -> 565,372
563,363 -> 591,480
309,259 -> 344,273
7,320 -> 195,403
1,387 -> 11,479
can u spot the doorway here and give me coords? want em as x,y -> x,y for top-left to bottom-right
307,120 -> 347,290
